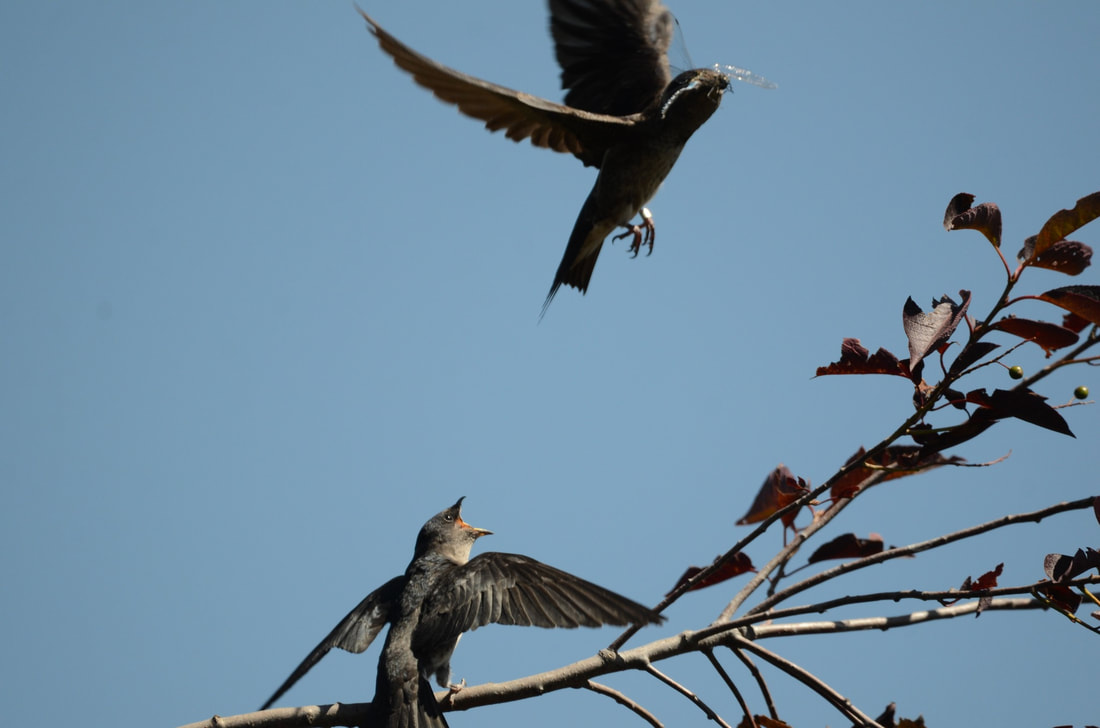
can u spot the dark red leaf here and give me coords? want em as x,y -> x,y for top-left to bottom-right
903,292 -> 971,372
1018,237 -> 1093,275
947,341 -> 1000,376
831,446 -> 964,499
943,193 -> 1002,247
984,387 -> 1074,436
989,316 -> 1079,355
866,702 -> 897,728
956,387 -> 1074,437
943,193 -> 975,228
944,386 -> 969,410
1062,311 -> 1091,333
737,465 -> 809,527
667,551 -> 755,595
1037,285 -> 1100,326
816,338 -> 910,378
912,410 -> 996,453
969,562 -> 1004,591
1035,582 -> 1082,613
807,532 -> 884,563
1044,548 -> 1100,583
1094,495 -> 1100,525
1033,190 -> 1100,258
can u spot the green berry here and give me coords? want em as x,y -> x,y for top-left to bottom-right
1008,366 -> 1024,380
1074,385 -> 1089,400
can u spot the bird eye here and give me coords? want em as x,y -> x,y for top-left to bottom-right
444,514 -> 454,522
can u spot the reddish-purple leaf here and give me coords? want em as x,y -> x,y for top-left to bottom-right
947,341 -> 1000,376
1035,582 -> 1083,614
1018,237 -> 1093,275
815,338 -> 910,378
667,551 -> 755,595
871,703 -> 897,728
1037,285 -> 1100,326
989,316 -> 1079,356
943,193 -> 975,228
911,411 -> 996,453
943,193 -> 1002,247
737,465 -> 809,528
807,532 -> 884,563
1033,190 -> 1100,258
1044,548 -> 1100,583
1062,311 -> 1092,333
831,446 -> 964,499
967,387 -> 1075,437
969,562 -> 1004,591
903,292 -> 971,372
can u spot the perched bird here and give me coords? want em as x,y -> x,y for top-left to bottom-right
260,497 -> 663,727
355,2 -> 730,315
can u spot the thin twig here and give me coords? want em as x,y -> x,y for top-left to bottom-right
702,648 -> 755,728
747,596 -> 1043,640
748,577 -> 1099,627
728,647 -> 778,720
729,634 -> 884,727
644,663 -> 734,728
746,496 -> 1097,615
583,680 -> 663,727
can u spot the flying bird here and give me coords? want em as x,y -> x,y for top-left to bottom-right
259,497 -> 663,727
356,2 -> 731,316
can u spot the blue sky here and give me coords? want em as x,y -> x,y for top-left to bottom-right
2,2 -> 1098,726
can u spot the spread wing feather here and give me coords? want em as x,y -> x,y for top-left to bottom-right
413,553 -> 662,651
259,575 -> 405,711
358,8 -> 635,168
549,0 -> 673,115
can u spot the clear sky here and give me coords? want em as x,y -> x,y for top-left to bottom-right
2,2 -> 1098,726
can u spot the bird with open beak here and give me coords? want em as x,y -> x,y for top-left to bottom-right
260,497 -> 663,727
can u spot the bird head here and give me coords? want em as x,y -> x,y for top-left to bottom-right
414,496 -> 493,563
658,68 -> 729,125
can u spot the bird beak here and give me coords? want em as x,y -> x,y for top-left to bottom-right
457,516 -> 493,538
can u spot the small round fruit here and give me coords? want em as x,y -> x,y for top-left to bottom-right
1008,366 -> 1024,380
1074,385 -> 1089,400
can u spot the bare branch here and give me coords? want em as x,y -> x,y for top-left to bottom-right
748,496 -> 1098,615
729,634 -> 884,728
702,649 -> 755,727
727,647 -> 778,721
583,681 -> 663,727
748,597 -> 1044,640
644,663 -> 734,728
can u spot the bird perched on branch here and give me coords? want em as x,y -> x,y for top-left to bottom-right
355,1 -> 730,316
260,497 -> 663,727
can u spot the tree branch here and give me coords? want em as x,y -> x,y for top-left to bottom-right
728,634 -> 884,728
644,663 -> 733,728
583,680 -> 663,727
747,496 -> 1097,615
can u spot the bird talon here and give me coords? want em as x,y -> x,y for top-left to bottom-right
613,225 -> 645,258
443,679 -> 466,705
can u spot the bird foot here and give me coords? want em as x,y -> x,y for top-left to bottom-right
442,679 -> 466,705
612,207 -> 656,258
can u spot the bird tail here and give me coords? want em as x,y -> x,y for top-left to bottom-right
540,194 -> 605,320
416,676 -> 450,728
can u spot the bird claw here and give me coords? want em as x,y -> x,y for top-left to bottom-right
612,208 -> 656,258
443,679 -> 466,705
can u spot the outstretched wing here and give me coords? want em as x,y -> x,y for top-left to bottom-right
412,552 -> 663,651
549,0 -> 674,115
357,8 -> 632,168
259,575 -> 405,711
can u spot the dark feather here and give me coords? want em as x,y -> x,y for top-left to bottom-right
358,8 -> 633,168
412,552 -> 663,651
259,576 -> 404,711
549,0 -> 674,115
